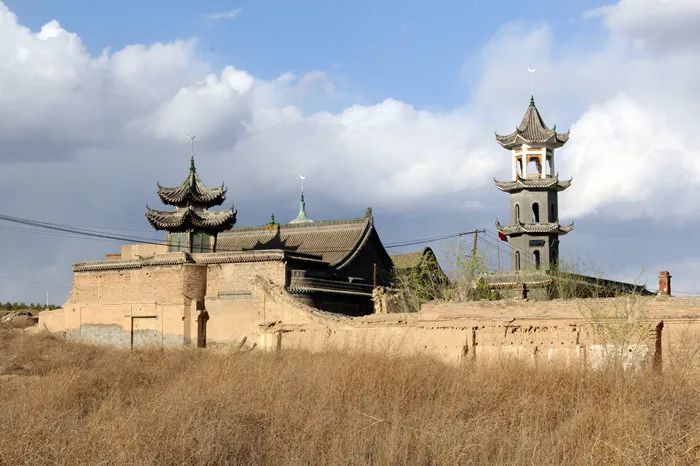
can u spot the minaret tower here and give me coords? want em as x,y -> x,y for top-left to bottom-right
495,96 -> 573,271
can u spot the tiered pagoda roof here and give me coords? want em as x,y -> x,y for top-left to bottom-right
156,157 -> 227,208
145,157 -> 236,235
145,207 -> 236,234
496,220 -> 574,237
496,96 -> 569,149
494,176 -> 572,193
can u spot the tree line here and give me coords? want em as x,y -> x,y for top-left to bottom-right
0,302 -> 60,311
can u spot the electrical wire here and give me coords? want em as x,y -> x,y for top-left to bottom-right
0,211 -> 480,255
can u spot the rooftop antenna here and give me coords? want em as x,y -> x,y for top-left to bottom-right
187,134 -> 196,172
527,66 -> 536,98
187,134 -> 196,157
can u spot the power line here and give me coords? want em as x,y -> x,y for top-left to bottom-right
0,275 -> 71,289
384,230 -> 481,249
0,211 -> 482,255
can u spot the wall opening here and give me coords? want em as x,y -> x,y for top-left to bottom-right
532,202 -> 540,223
515,251 -> 521,270
533,250 -> 541,269
527,157 -> 541,178
131,316 -> 160,350
514,204 -> 520,224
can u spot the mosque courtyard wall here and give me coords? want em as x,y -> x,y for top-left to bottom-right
39,260 -> 700,370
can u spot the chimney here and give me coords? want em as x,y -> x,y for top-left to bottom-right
658,271 -> 672,297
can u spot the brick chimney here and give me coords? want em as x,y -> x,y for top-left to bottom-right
658,271 -> 672,297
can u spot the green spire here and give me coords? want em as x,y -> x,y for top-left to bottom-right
269,213 -> 276,225
529,95 -> 535,107
190,156 -> 196,173
290,192 -> 313,224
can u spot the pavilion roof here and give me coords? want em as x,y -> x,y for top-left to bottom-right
496,221 -> 574,236
145,206 -> 237,235
496,96 -> 569,149
156,157 -> 227,208
494,177 -> 571,193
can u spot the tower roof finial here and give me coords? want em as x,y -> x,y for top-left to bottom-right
290,174 -> 313,224
530,95 -> 535,107
188,134 -> 196,172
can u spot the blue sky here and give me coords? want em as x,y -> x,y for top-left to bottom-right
1,0 -> 700,303
6,0 -> 609,108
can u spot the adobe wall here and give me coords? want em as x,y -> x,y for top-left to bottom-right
199,259 -> 287,346
59,256 -> 206,348
255,287 -> 700,369
42,253 -> 290,349
40,258 -> 700,370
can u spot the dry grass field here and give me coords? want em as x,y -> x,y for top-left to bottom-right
0,328 -> 699,465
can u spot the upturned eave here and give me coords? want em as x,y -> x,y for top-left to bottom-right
145,206 -> 237,234
496,221 -> 574,236
494,177 -> 572,193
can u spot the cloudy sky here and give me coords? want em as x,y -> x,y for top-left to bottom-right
1,0 -> 699,304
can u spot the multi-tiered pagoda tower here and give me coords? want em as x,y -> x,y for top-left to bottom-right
495,96 -> 573,271
146,157 -> 236,253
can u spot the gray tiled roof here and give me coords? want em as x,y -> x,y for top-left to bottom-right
391,250 -> 425,269
145,207 -> 236,234
217,215 -> 372,267
496,97 -> 569,149
156,158 -> 227,208
497,222 -> 574,236
494,177 -> 572,193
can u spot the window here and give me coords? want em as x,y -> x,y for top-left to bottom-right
533,250 -> 541,270
527,157 -> 542,178
515,251 -> 521,270
514,204 -> 521,224
532,202 -> 540,223
193,233 -> 210,253
169,232 -> 187,252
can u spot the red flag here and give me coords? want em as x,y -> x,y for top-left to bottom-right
498,231 -> 508,242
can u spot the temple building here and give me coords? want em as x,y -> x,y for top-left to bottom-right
145,157 -> 236,253
495,96 -> 573,271
44,153 -> 396,348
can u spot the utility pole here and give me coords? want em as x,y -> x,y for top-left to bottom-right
464,229 -> 486,284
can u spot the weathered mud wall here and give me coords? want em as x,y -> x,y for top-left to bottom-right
40,262 -> 700,369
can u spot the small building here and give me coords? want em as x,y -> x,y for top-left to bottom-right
217,209 -> 393,315
390,247 -> 449,310
391,247 -> 448,286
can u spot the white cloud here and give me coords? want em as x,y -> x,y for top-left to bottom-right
203,8 -> 242,21
588,0 -> 700,52
1,0 -> 700,301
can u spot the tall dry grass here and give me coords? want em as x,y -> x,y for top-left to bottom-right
0,328 -> 699,464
